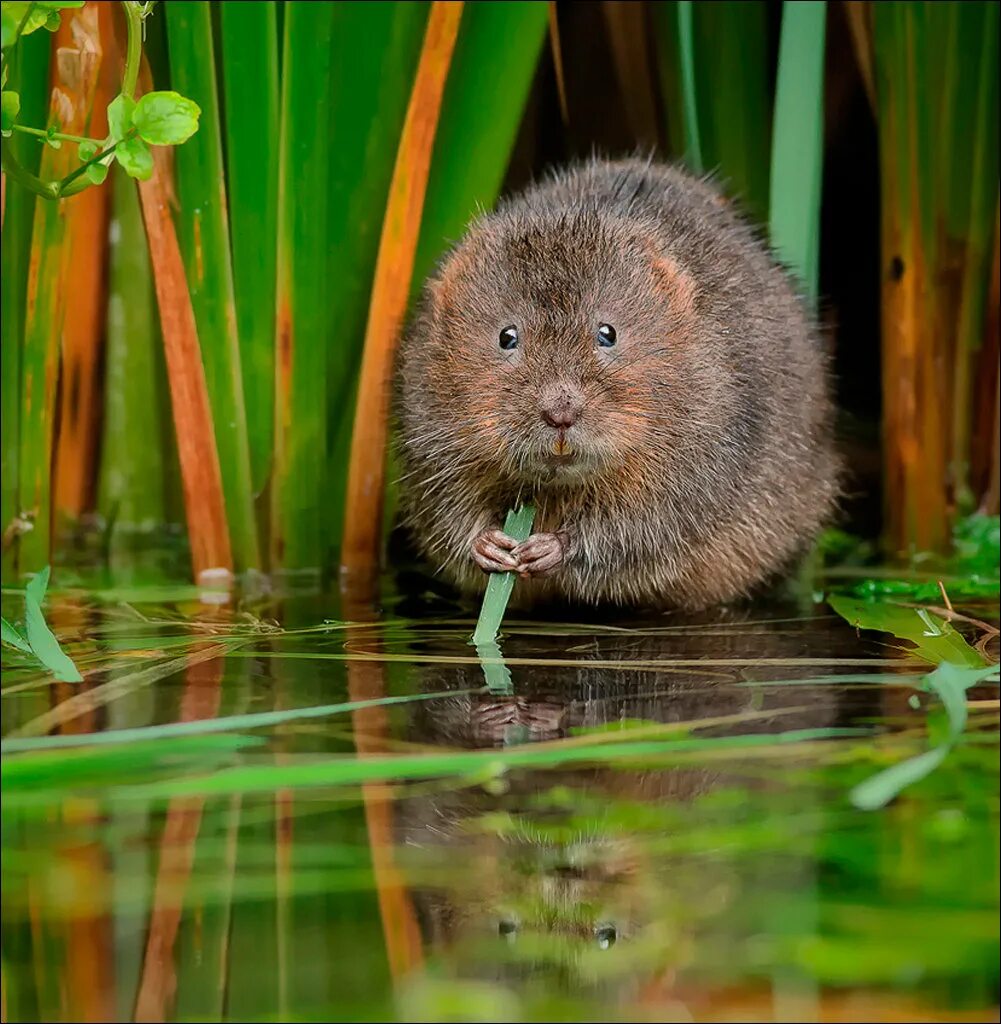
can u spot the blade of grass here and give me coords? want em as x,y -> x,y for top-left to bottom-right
340,1 -> 464,585
165,1 -> 259,573
850,662 -> 989,809
219,0 -> 279,501
270,1 -> 336,576
471,504 -> 536,646
600,0 -> 660,150
769,0 -> 826,304
17,7 -> 102,574
1,29 -> 49,580
323,1 -> 430,551
24,566 -> 82,682
112,727 -> 864,802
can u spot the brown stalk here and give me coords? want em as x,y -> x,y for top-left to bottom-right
133,653 -> 225,1023
843,1 -> 876,112
548,2 -> 569,126
600,0 -> 661,149
136,56 -> 232,580
53,2 -> 116,522
344,597 -> 424,980
17,6 -> 102,571
339,1 -> 463,589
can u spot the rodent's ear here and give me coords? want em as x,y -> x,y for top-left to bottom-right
648,250 -> 697,318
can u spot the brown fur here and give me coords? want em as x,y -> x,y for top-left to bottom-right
394,158 -> 839,609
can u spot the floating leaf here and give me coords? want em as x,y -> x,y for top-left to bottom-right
107,93 -> 134,142
116,134 -> 152,180
133,90 -> 201,145
1,616 -> 31,653
24,567 -> 83,682
85,158 -> 110,184
827,594 -> 986,667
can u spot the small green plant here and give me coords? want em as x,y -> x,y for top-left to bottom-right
1,565 -> 82,681
0,0 -> 200,198
471,504 -> 536,646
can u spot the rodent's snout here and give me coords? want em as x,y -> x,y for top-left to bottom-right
539,385 -> 584,430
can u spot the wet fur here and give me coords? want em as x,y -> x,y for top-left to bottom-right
394,158 -> 839,610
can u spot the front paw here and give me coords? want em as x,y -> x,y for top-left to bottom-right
471,528 -> 520,573
511,532 -> 566,577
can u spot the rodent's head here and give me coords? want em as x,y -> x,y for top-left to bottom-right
411,206 -> 702,487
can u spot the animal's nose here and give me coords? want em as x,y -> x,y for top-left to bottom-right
539,387 -> 583,429
541,404 -> 580,429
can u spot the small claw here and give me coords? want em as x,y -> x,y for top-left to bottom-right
511,532 -> 566,577
472,528 -> 520,573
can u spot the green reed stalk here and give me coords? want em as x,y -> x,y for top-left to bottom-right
655,2 -> 771,219
769,0 -> 826,305
1,32 -> 49,579
324,1 -> 430,552
220,1 -> 279,500
98,167 -> 169,554
271,1 -> 335,574
410,0 -> 548,291
165,0 -> 260,572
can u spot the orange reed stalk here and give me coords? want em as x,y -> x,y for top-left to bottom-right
340,1 -> 463,588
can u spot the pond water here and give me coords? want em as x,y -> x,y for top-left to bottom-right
1,575 -> 998,1023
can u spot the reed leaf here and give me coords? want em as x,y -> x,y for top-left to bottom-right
324,1 -> 429,549
18,7 -> 102,573
219,0 -> 279,499
769,0 -> 826,303
165,1 -> 259,572
471,504 -> 536,646
136,154 -> 233,577
0,29 -> 49,579
340,1 -> 463,582
271,1 -> 335,575
410,1 -> 548,291
97,165 -> 171,551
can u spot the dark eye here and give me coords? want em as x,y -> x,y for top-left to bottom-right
595,925 -> 617,949
596,323 -> 616,348
498,919 -> 518,942
499,325 -> 519,350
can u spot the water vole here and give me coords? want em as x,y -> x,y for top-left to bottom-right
394,158 -> 838,610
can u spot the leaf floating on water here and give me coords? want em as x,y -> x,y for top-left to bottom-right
471,504 -> 536,646
24,566 -> 83,682
827,594 -> 986,667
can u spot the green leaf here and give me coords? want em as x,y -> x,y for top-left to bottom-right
849,662 -> 996,810
1,616 -> 31,653
85,158 -> 110,184
471,504 -> 536,646
77,138 -> 97,161
1,2 -> 55,42
827,594 -> 987,667
132,90 -> 201,145
24,566 -> 83,682
0,88 -> 19,136
107,93 -> 135,142
116,134 -> 152,180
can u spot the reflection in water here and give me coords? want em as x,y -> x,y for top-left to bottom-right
1,596 -> 998,1023
396,612 -> 848,1019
